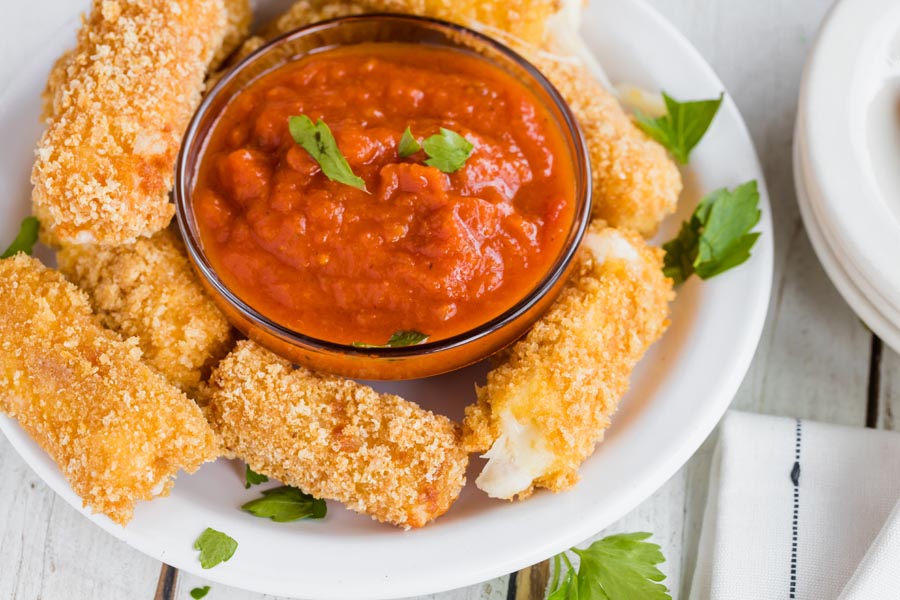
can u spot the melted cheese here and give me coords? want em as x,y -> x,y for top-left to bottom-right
476,410 -> 554,499
583,229 -> 640,265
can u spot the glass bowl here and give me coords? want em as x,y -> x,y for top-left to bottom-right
175,14 -> 592,380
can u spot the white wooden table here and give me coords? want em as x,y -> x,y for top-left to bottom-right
4,0 -> 883,598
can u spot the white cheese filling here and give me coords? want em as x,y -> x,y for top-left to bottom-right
476,411 -> 554,499
583,230 -> 640,266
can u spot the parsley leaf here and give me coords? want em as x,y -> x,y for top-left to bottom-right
547,553 -> 579,600
547,533 -> 670,600
193,528 -> 237,569
352,330 -> 430,348
423,128 -> 473,173
635,92 -> 723,163
571,533 -> 670,600
190,586 -> 210,599
288,115 -> 367,191
398,126 -> 422,157
244,464 -> 268,489
241,486 -> 326,522
2,216 -> 40,259
663,180 -> 761,284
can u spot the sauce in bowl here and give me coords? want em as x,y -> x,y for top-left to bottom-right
192,42 -> 576,346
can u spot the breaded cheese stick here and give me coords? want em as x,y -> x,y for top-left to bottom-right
41,0 -> 251,121
0,255 -> 219,525
206,340 -> 468,529
32,0 -> 232,245
57,229 -> 235,394
211,0 -> 253,71
257,0 -> 560,46
529,53 -> 682,236
462,225 -> 673,499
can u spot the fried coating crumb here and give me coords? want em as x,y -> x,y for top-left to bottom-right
41,0 -> 250,121
210,0 -> 253,71
528,54 -> 682,236
259,0 -> 367,38
253,0 -> 559,45
40,49 -> 75,122
462,225 -> 673,498
207,340 -> 468,529
0,255 -> 220,524
33,0 -> 232,245
56,229 -> 235,394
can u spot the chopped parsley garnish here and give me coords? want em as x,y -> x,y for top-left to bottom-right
244,464 -> 268,489
193,528 -> 237,569
635,92 -> 723,163
2,216 -> 40,259
548,532 -> 671,600
241,486 -> 326,522
288,115 -> 367,191
352,330 -> 430,348
423,128 -> 473,173
190,586 -> 210,599
663,180 -> 761,284
398,126 -> 422,157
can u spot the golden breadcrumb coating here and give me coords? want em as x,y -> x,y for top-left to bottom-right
259,0 -> 366,37
42,0 -> 250,121
40,49 -> 75,122
529,54 -> 682,236
462,225 -> 673,498
254,0 -> 558,45
0,255 -> 220,524
228,34 -> 267,66
32,0 -> 231,246
210,0 -> 253,71
56,228 -> 235,394
207,340 -> 468,529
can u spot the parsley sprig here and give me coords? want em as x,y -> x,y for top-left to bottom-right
635,92 -> 723,164
547,533 -> 671,600
241,486 -> 326,522
2,217 -> 40,259
398,127 -> 422,157
288,115 -> 367,191
422,128 -> 473,173
193,528 -> 237,569
190,586 -> 210,599
663,180 -> 761,284
352,330 -> 429,348
244,464 -> 268,489
398,126 -> 474,173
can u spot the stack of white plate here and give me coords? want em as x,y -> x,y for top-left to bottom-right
795,0 -> 900,351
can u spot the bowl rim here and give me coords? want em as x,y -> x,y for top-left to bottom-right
174,12 -> 593,358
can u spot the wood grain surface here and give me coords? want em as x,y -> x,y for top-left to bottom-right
4,1 -> 887,599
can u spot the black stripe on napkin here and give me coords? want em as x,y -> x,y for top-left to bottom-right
789,419 -> 802,599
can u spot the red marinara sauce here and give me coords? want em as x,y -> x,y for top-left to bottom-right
193,43 -> 576,346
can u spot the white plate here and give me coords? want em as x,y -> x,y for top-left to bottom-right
799,0 -> 900,321
0,1 -> 773,598
794,112 -> 900,352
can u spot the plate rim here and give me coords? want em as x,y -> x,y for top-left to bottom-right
0,0 -> 773,597
793,114 -> 900,353
800,0 -> 900,318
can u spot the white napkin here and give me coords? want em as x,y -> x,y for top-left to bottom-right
689,410 -> 900,600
